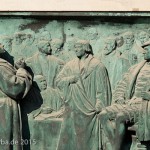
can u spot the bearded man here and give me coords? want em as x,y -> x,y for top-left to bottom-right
0,43 -> 32,150
56,39 -> 111,150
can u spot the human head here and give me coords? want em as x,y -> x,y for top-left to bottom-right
0,35 -> 12,52
37,40 -> 51,55
51,39 -> 63,54
87,27 -> 98,40
0,43 -> 5,54
141,41 -> 150,60
74,40 -> 92,58
138,31 -> 149,44
39,30 -> 51,41
34,75 -> 47,91
13,32 -> 25,45
24,32 -> 35,45
116,36 -> 123,47
123,31 -> 135,45
64,37 -> 77,51
104,36 -> 116,55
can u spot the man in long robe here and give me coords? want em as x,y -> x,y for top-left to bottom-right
98,41 -> 150,150
118,31 -> 144,65
56,40 -> 111,150
26,40 -> 64,88
99,36 -> 130,91
0,44 -> 32,150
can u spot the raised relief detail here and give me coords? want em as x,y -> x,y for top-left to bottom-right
0,15 -> 149,150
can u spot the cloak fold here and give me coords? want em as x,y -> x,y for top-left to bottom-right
56,55 -> 111,150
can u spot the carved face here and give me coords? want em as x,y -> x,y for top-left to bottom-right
87,28 -> 98,40
74,43 -> 85,57
123,34 -> 134,45
40,31 -> 51,41
51,42 -> 62,54
36,77 -> 47,91
14,33 -> 25,45
41,42 -> 51,54
143,45 -> 150,60
0,44 -> 5,54
139,32 -> 149,44
116,36 -> 123,47
25,34 -> 34,45
104,39 -> 116,55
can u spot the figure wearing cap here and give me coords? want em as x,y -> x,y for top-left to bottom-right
99,36 -> 130,91
56,39 -> 111,150
98,41 -> 150,150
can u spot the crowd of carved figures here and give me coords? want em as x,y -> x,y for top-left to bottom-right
1,29 -> 149,90
1,25 -> 150,150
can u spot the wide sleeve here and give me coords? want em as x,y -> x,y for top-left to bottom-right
112,63 -> 138,104
0,66 -> 32,100
56,64 -> 73,90
96,63 -> 112,106
112,72 -> 129,104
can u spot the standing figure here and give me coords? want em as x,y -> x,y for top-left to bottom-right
51,38 -> 65,60
11,32 -> 26,61
138,31 -> 150,45
86,27 -> 101,53
62,37 -> 76,62
100,36 -> 130,91
99,41 -> 150,150
26,40 -> 64,88
0,43 -> 32,150
119,31 -> 144,65
0,35 -> 14,65
56,40 -> 111,150
38,29 -> 51,42
23,31 -> 37,58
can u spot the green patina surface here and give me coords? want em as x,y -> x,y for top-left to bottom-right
0,13 -> 149,150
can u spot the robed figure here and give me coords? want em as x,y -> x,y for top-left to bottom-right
0,45 -> 32,150
26,40 -> 64,88
98,41 -> 150,150
99,36 -> 130,91
56,40 -> 111,150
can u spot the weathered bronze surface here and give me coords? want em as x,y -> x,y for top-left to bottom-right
0,12 -> 150,150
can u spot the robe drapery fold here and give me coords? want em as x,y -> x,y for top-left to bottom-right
113,60 -> 150,141
56,55 -> 111,150
26,53 -> 64,88
0,58 -> 32,150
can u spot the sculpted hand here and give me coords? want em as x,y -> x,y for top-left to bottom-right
41,107 -> 53,114
127,97 -> 142,105
114,98 -> 125,104
95,100 -> 103,113
15,58 -> 26,69
69,75 -> 79,84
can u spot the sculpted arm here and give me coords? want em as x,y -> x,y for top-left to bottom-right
56,64 -> 78,89
112,71 -> 129,104
25,56 -> 34,69
0,66 -> 32,100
